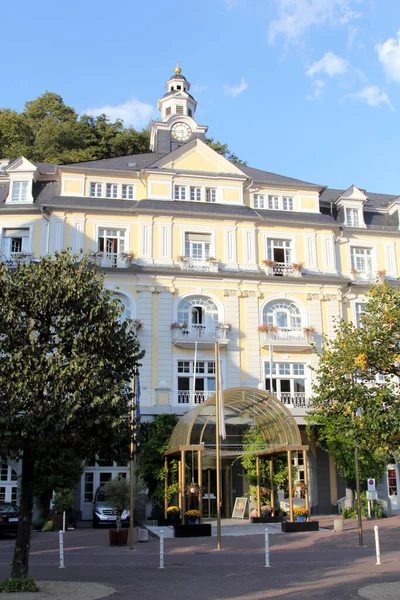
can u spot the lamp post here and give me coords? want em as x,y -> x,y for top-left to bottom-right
354,407 -> 363,547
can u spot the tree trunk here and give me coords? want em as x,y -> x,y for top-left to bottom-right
116,512 -> 121,532
11,452 -> 35,579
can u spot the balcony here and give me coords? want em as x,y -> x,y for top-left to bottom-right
271,392 -> 309,416
0,252 -> 35,267
92,252 -> 132,269
177,390 -> 214,405
178,257 -> 219,273
260,327 -> 313,351
263,262 -> 303,277
351,270 -> 385,285
172,325 -> 229,349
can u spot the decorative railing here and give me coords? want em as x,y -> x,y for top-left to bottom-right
351,270 -> 383,284
92,253 -> 132,269
272,392 -> 308,408
177,390 -> 214,404
0,252 -> 34,266
172,326 -> 227,341
260,328 -> 309,343
178,258 -> 219,273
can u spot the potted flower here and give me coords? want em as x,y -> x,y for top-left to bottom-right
102,476 -> 130,546
185,509 -> 201,525
258,324 -> 278,334
303,326 -> 316,341
216,323 -> 232,331
170,322 -> 188,330
176,255 -> 189,262
262,259 -> 276,275
185,483 -> 201,497
120,251 -> 136,263
166,506 -> 180,522
133,319 -> 143,332
206,256 -> 219,263
293,507 -> 308,522
377,269 -> 386,283
52,488 -> 74,531
261,504 -> 272,517
292,262 -> 304,277
351,267 -> 359,279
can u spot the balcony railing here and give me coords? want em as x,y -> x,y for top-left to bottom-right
178,390 -> 214,404
92,253 -> 132,269
178,258 -> 219,273
351,270 -> 383,284
260,328 -> 308,343
272,392 -> 308,408
0,252 -> 34,266
172,325 -> 227,341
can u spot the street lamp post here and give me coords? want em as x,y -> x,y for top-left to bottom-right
354,407 -> 363,547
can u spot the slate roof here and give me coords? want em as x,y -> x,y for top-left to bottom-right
320,187 -> 399,209
62,153 -> 166,171
34,162 -> 58,175
238,165 -> 323,189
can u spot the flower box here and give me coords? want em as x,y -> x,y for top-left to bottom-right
157,517 -> 182,526
173,524 -> 212,538
251,516 -> 283,523
281,521 -> 319,533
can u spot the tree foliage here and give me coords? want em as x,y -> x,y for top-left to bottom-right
0,92 -> 245,165
138,414 -> 178,502
0,251 -> 144,577
307,283 -> 400,490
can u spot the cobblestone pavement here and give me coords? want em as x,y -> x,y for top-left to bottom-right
0,516 -> 399,600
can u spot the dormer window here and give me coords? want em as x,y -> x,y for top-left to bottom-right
268,195 -> 279,210
205,188 -> 216,203
90,183 -> 103,198
346,208 -> 360,227
254,194 -> 295,211
106,184 -> 118,199
254,195 -> 265,208
190,187 -> 201,201
11,182 -> 29,202
174,186 -> 186,200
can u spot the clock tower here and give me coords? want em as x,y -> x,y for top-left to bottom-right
150,63 -> 208,153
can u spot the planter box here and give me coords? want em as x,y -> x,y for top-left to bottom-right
281,521 -> 319,533
158,517 -> 182,526
251,516 -> 283,524
109,529 -> 129,546
52,513 -> 69,531
173,524 -> 212,538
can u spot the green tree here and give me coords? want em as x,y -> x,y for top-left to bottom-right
0,251 -> 144,578
138,414 -> 178,502
205,137 -> 247,165
307,283 -> 400,496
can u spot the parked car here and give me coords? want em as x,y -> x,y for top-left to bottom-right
0,502 -> 19,536
92,487 -> 129,528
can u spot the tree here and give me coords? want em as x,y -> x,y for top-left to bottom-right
138,414 -> 178,502
0,92 -> 246,165
307,283 -> 400,496
0,251 -> 144,578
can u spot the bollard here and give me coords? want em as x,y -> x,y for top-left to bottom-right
374,525 -> 381,565
62,511 -> 66,533
367,500 -> 371,520
159,529 -> 164,569
59,530 -> 65,569
264,527 -> 270,568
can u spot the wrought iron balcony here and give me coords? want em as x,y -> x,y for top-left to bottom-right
263,262 -> 303,277
178,257 -> 219,273
272,392 -> 308,408
260,327 -> 313,351
351,270 -> 384,284
0,252 -> 34,266
92,252 -> 132,269
172,325 -> 228,349
177,390 -> 214,405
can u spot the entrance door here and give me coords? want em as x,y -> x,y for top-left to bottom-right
81,461 -> 129,520
388,465 -> 399,511
0,461 -> 18,504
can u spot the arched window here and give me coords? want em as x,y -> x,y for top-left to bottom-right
262,301 -> 302,330
113,294 -> 132,322
177,297 -> 219,329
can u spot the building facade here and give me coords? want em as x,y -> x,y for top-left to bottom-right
0,65 -> 399,518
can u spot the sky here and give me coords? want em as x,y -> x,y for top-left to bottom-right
2,0 -> 400,194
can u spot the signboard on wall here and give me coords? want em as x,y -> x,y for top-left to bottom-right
232,497 -> 248,519
367,478 -> 376,492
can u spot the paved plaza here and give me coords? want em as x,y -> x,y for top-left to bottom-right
0,516 -> 399,599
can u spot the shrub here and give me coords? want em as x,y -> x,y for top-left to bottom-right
0,578 -> 38,592
53,488 -> 74,513
341,507 -> 357,519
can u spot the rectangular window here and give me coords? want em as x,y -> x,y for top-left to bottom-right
174,186 -> 186,200
388,469 -> 398,496
264,362 -> 306,404
254,195 -> 265,209
177,361 -> 216,404
283,197 -> 294,211
98,228 -> 126,266
176,105 -> 184,115
11,181 -> 28,202
188,108 -> 193,117
166,107 -> 172,116
184,232 -> 211,260
90,182 -> 103,198
84,473 -> 94,502
122,184 -> 134,199
190,187 -> 201,201
205,188 -> 216,203
268,195 -> 279,210
346,208 -> 360,227
0,487 -> 5,502
355,302 -> 366,328
351,247 -> 372,273
267,239 -> 292,264
106,183 -> 118,199
2,229 -> 30,255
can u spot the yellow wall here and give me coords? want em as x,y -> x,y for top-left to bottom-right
301,197 -> 318,211
64,179 -> 82,194
151,183 -> 170,197
223,188 -> 241,203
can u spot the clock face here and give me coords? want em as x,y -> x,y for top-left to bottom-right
171,122 -> 192,141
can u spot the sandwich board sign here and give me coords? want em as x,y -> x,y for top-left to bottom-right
367,478 -> 376,492
232,497 -> 247,519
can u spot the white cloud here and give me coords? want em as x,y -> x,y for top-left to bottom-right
224,78 -> 248,98
307,79 -> 326,100
306,51 -> 348,78
268,0 -> 363,44
224,0 -> 238,7
376,30 -> 400,84
344,86 -> 394,110
84,98 -> 156,128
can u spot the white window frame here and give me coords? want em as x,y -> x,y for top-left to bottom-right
90,182 -> 103,198
190,186 -> 201,202
174,185 -> 186,200
264,361 -> 306,395
11,181 -> 29,202
350,246 -> 373,273
254,195 -> 265,209
254,193 -> 295,211
345,207 -> 361,227
205,188 -> 217,203
89,182 -> 136,200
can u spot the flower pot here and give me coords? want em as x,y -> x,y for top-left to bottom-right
296,516 -> 306,522
189,519 -> 198,525
109,529 -> 128,546
52,513 -> 69,531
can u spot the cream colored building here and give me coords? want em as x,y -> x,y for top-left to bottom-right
0,65 -> 399,519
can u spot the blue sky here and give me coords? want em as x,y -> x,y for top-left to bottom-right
3,0 -> 400,193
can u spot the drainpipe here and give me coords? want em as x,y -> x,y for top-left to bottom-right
41,206 -> 51,256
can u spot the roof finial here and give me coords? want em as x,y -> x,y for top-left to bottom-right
174,61 -> 182,75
